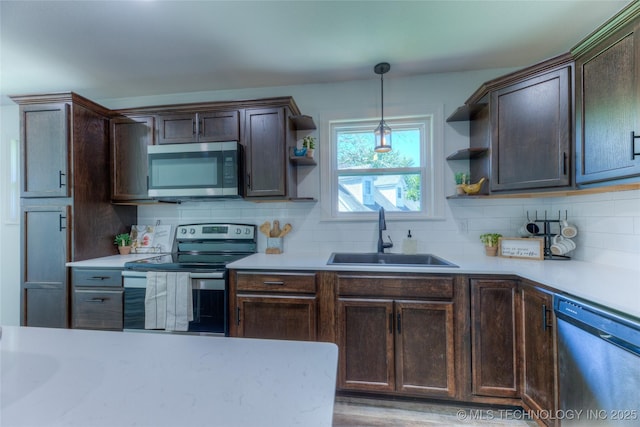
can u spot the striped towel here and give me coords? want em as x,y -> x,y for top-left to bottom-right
145,272 -> 193,331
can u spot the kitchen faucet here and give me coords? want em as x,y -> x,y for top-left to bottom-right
377,207 -> 393,253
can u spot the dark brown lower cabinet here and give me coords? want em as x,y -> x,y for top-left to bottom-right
72,268 -> 123,331
235,295 -> 317,341
337,296 -> 456,398
521,283 -> 558,427
470,278 -> 520,398
230,271 -> 318,341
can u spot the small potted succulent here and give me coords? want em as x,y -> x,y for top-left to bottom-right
479,233 -> 502,256
114,233 -> 132,255
302,135 -> 316,158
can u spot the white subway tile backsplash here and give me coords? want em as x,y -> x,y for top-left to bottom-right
614,198 -> 640,217
138,188 -> 640,271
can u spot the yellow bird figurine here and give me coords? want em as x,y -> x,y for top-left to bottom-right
461,177 -> 486,195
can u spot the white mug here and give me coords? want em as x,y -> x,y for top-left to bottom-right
560,220 -> 578,238
518,222 -> 540,237
551,235 -> 576,255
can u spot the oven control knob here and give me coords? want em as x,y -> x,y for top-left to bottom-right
235,228 -> 241,234
244,228 -> 251,235
189,228 -> 196,235
180,228 -> 187,235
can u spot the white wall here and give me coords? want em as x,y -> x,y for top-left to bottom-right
1,104 -> 21,325
1,67 -> 639,326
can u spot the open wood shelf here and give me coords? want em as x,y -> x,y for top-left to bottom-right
290,115 -> 316,130
446,104 -> 487,122
446,147 -> 488,160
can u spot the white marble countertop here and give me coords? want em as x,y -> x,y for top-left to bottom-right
227,252 -> 640,319
0,326 -> 338,427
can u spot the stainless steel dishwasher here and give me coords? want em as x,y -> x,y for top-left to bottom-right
554,294 -> 640,426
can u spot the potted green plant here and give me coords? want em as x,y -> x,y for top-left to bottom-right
479,233 -> 502,256
302,135 -> 316,158
455,172 -> 469,195
114,233 -> 132,255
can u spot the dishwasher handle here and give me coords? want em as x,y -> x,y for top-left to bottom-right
598,332 -> 640,357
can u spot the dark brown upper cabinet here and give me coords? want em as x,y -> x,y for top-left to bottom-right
244,107 -> 291,198
110,115 -> 155,201
490,64 -> 572,192
574,3 -> 640,185
447,53 -> 574,196
156,110 -> 240,144
243,99 -> 304,200
19,103 -> 70,198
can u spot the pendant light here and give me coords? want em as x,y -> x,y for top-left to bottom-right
373,62 -> 392,153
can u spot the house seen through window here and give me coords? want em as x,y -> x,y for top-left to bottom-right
332,117 -> 430,216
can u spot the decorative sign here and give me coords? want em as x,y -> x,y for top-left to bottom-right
498,237 -> 544,260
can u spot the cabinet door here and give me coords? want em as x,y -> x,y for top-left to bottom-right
337,298 -> 394,392
236,295 -> 317,341
490,67 -> 571,191
576,19 -> 640,184
470,279 -> 519,398
111,116 -> 155,201
395,300 -> 456,397
521,285 -> 557,421
157,113 -> 197,144
21,205 -> 70,327
244,107 -> 286,197
73,288 -> 123,330
20,103 -> 70,197
199,110 -> 240,142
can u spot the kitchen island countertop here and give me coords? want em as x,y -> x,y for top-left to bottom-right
227,252 -> 640,319
0,326 -> 338,427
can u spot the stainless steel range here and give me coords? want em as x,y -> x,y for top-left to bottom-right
122,223 -> 256,335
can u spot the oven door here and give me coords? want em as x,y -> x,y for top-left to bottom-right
122,270 -> 227,335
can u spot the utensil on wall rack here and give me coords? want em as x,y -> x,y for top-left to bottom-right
526,210 -> 574,260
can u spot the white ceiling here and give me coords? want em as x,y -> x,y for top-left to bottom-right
0,0 -> 632,105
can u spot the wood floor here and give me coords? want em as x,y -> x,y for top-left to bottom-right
333,397 -> 539,427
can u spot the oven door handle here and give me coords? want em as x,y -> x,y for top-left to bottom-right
190,272 -> 225,280
122,271 -> 225,280
122,270 -> 148,279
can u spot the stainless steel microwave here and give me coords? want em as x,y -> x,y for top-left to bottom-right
147,141 -> 240,198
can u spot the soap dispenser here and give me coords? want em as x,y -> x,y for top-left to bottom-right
402,230 -> 417,254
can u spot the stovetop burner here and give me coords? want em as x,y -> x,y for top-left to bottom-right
124,223 -> 257,272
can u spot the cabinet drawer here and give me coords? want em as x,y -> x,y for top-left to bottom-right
72,269 -> 122,287
236,272 -> 316,294
337,274 -> 454,299
73,289 -> 123,330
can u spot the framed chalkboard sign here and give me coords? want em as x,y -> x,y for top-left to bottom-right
498,237 -> 544,260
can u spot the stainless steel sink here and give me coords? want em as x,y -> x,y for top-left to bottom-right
327,252 -> 458,267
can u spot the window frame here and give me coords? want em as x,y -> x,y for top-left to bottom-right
319,104 -> 445,222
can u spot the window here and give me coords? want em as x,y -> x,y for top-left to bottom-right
321,108 -> 444,221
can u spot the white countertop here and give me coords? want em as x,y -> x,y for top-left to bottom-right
0,326 -> 338,427
66,254 -> 159,268
66,252 -> 639,319
227,252 -> 640,319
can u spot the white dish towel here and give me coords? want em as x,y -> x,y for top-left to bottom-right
145,271 -> 193,331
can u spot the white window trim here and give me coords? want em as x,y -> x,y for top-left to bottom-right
319,103 -> 445,222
